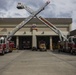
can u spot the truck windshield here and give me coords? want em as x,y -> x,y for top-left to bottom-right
73,38 -> 76,44
0,40 -> 3,44
0,38 -> 1,44
0,40 -> 1,44
0,37 -> 5,44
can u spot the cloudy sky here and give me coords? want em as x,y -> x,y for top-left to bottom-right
0,0 -> 76,30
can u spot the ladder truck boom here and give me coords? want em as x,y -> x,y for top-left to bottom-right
38,16 -> 68,41
17,1 -> 50,15
6,1 -> 50,41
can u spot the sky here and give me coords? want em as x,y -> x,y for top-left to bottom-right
0,0 -> 76,30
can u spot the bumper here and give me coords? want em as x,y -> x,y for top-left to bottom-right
0,50 -> 2,53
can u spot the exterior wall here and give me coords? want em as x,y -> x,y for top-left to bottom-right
0,23 -> 70,33
69,24 -> 72,31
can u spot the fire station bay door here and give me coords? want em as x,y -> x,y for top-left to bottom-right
19,36 -> 32,50
52,36 -> 59,49
11,36 -> 16,48
37,36 -> 50,49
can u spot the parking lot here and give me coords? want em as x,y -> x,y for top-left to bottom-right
0,50 -> 76,75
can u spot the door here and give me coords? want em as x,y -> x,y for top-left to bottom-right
37,36 -> 50,49
52,36 -> 59,49
19,36 -> 32,50
11,36 -> 16,48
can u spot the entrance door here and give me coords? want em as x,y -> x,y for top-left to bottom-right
19,36 -> 32,50
37,36 -> 50,49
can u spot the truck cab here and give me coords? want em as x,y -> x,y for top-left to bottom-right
0,37 -> 6,55
0,36 -> 14,55
68,36 -> 76,54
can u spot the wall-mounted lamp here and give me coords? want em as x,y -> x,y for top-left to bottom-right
23,31 -> 26,34
41,31 -> 44,34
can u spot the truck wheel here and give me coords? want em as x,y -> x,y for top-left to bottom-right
2,50 -> 5,55
71,50 -> 74,54
45,49 -> 47,51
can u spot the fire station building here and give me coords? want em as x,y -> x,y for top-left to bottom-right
0,18 -> 72,50
70,29 -> 76,36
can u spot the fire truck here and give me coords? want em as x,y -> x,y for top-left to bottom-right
39,17 -> 76,54
0,37 -> 14,55
0,1 -> 50,55
22,2 -> 76,54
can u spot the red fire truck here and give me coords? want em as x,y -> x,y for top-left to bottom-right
0,37 -> 14,55
39,17 -> 76,54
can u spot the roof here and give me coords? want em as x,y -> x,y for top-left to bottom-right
0,18 -> 72,24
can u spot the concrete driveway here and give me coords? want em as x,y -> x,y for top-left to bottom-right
0,50 -> 76,75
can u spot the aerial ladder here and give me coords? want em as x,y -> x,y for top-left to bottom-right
0,1 -> 50,55
6,1 -> 50,40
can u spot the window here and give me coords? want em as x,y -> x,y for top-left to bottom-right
68,38 -> 71,42
73,38 -> 76,44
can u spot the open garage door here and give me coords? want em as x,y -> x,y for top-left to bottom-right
52,36 -> 59,49
11,36 -> 16,48
37,36 -> 50,49
19,36 -> 32,50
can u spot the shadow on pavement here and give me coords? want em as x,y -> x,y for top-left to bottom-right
50,49 -> 76,56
